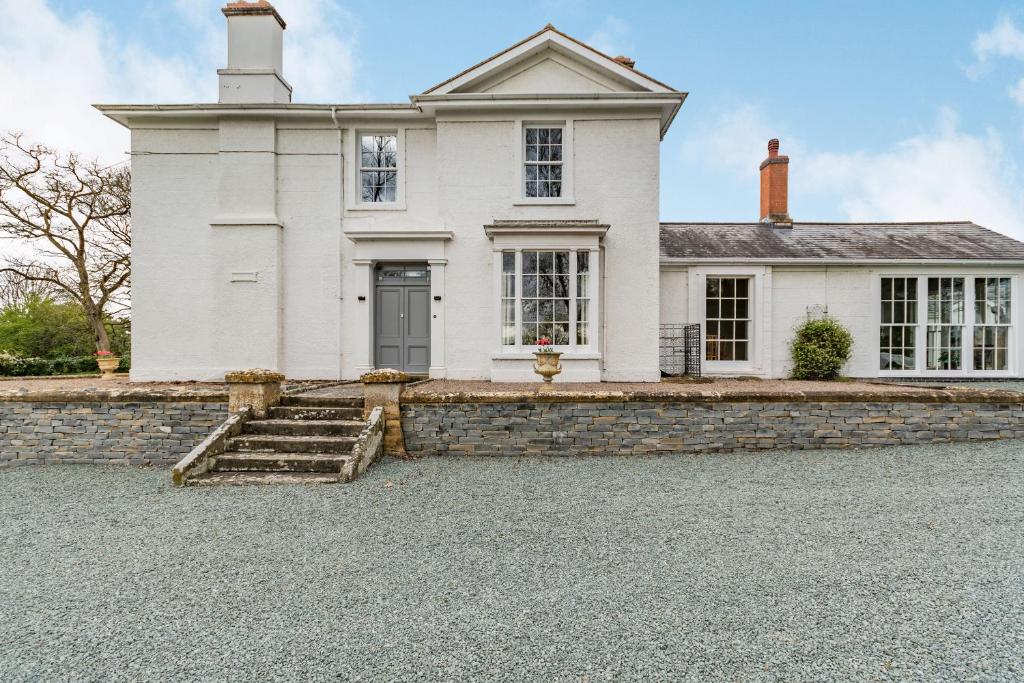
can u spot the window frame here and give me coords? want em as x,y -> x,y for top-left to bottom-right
704,276 -> 752,363
496,247 -> 596,353
513,119 -> 575,206
349,128 -> 406,211
690,268 -> 768,376
877,273 -> 1017,377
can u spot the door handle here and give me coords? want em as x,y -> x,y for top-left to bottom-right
400,313 -> 405,318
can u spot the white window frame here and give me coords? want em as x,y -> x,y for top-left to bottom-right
689,266 -> 772,377
495,247 -> 597,354
349,128 -> 406,211
512,119 -> 575,206
876,272 -> 1018,378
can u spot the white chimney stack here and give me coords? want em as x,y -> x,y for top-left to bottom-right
218,1 -> 292,103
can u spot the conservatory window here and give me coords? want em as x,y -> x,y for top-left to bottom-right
880,277 -> 918,371
974,277 -> 1011,371
926,277 -> 964,371
880,275 -> 1014,373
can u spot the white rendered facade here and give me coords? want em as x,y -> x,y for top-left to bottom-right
101,13 -> 684,382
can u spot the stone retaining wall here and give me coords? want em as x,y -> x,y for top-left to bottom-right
1,401 -> 228,467
402,400 -> 1024,456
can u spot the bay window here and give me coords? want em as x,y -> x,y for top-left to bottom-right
880,275 -> 1014,374
500,248 -> 594,349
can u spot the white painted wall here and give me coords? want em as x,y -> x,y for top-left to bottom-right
659,263 -> 1024,379
126,28 -> 670,382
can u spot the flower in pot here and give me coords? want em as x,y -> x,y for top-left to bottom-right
532,336 -> 563,383
95,350 -> 120,380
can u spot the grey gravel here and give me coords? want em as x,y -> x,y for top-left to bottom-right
2,443 -> 1023,682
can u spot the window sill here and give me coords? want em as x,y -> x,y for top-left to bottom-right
513,197 -> 576,207
347,202 -> 407,212
492,350 -> 600,361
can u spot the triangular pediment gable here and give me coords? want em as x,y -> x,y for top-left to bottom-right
422,25 -> 678,95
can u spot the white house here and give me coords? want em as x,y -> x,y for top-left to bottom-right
99,0 -> 1024,382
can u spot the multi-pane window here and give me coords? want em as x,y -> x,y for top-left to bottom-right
524,127 -> 563,198
705,277 -> 750,362
500,249 -> 593,348
501,253 -> 516,346
881,275 -> 1014,374
926,277 -> 964,371
974,277 -> 1011,371
522,251 -> 570,345
576,252 -> 590,346
359,134 -> 397,203
880,277 -> 918,370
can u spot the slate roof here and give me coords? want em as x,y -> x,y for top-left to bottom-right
659,222 -> 1024,261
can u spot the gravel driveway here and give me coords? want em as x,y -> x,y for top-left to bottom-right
2,443 -> 1022,682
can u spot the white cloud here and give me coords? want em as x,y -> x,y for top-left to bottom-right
681,103 -> 789,176
1009,77 -> 1024,106
585,16 -> 631,57
969,14 -> 1024,75
684,105 -> 1024,241
0,0 -> 362,164
171,0 -> 363,103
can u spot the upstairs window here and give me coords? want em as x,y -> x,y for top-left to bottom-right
524,126 -> 563,198
359,134 -> 397,203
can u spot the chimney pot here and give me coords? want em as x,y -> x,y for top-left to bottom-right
613,55 -> 636,69
759,138 -> 791,224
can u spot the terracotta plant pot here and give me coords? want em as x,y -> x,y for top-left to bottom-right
533,351 -> 563,383
96,356 -> 120,380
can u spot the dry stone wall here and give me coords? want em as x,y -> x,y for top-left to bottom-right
402,400 -> 1024,456
1,401 -> 228,467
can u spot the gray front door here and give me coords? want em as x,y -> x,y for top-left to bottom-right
374,264 -> 430,374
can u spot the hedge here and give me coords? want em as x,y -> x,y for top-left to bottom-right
0,353 -> 131,377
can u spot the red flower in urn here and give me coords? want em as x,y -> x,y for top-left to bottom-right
536,337 -> 554,353
95,350 -> 114,357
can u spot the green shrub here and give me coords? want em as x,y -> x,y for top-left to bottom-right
790,317 -> 853,380
0,352 -> 131,377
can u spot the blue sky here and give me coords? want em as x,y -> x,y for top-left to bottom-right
6,1 -> 1024,237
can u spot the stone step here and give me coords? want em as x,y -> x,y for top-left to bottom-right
226,434 -> 357,454
281,395 -> 363,409
184,471 -> 342,486
267,405 -> 364,421
213,451 -> 353,473
244,419 -> 365,437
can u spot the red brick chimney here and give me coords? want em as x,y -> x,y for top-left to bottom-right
759,138 -> 791,225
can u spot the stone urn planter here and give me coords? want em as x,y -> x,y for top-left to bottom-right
532,337 -> 562,383
95,353 -> 120,380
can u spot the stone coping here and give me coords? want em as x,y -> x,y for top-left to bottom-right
403,382 -> 1024,405
0,386 -> 229,404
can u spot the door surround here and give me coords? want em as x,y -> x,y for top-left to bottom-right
344,230 -> 450,380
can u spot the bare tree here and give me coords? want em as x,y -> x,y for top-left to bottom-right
0,133 -> 130,352
0,267 -> 58,309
